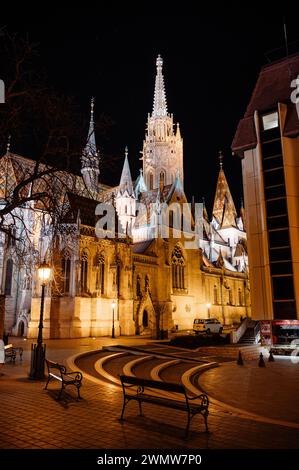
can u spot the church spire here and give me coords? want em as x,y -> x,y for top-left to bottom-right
152,55 -> 168,118
119,146 -> 134,195
212,151 -> 237,228
84,97 -> 97,156
6,134 -> 11,154
81,97 -> 100,192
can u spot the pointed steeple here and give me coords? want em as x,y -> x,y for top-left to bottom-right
216,249 -> 225,268
239,197 -> 246,230
134,168 -> 147,198
152,55 -> 168,118
119,147 -> 134,195
202,197 -> 209,221
84,97 -> 97,156
6,134 -> 11,154
212,151 -> 237,228
176,122 -> 181,138
81,97 -> 100,192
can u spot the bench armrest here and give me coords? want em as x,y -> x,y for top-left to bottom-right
186,393 -> 209,407
64,371 -> 83,381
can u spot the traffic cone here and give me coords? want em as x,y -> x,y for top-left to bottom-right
268,350 -> 275,362
258,352 -> 266,367
237,351 -> 244,366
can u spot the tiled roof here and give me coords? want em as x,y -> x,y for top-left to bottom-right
132,239 -> 154,254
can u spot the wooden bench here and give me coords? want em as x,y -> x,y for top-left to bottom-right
45,359 -> 83,401
4,344 -> 23,363
119,374 -> 209,437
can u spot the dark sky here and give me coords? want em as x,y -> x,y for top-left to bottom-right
5,12 -> 298,214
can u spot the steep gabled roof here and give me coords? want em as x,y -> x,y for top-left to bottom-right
212,167 -> 237,228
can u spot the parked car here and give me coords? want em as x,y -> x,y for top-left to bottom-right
193,318 -> 223,334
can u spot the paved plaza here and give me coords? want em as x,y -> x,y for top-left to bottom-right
1,337 -> 299,449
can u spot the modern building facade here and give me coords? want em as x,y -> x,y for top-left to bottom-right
232,53 -> 299,321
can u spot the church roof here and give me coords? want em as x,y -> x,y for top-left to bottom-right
64,192 -> 99,226
212,161 -> 237,228
138,184 -> 172,205
134,169 -> 147,198
132,239 -> 155,254
234,238 -> 248,257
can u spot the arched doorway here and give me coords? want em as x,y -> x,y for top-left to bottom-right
142,310 -> 148,328
18,321 -> 25,337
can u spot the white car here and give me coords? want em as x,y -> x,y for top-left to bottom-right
193,318 -> 223,334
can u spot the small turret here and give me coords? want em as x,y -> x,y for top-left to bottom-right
81,97 -> 100,192
116,147 -> 136,235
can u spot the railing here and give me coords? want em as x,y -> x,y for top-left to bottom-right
230,317 -> 251,344
253,321 -> 260,344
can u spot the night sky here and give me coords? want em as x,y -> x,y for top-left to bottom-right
4,12 -> 298,214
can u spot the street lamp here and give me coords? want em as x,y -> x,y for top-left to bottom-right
29,260 -> 52,379
111,300 -> 116,338
206,303 -> 211,319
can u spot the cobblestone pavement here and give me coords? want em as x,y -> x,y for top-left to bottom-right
1,337 -> 299,449
198,357 -> 299,423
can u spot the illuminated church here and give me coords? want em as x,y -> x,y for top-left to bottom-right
0,56 -> 250,339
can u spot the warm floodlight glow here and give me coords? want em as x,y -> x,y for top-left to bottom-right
38,261 -> 52,284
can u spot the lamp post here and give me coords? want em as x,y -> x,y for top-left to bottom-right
29,261 -> 52,379
111,300 -> 116,338
206,303 -> 211,319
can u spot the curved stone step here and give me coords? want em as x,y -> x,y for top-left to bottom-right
123,355 -> 154,377
150,359 -> 182,381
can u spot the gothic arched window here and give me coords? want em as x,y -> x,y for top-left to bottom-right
149,173 -> 154,190
238,288 -> 243,306
4,258 -> 13,295
171,245 -> 185,290
61,256 -> 71,294
213,285 -> 218,304
94,253 -> 105,295
160,171 -> 165,187
80,250 -> 89,294
136,274 -> 141,297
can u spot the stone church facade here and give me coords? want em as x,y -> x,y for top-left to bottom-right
0,56 -> 250,339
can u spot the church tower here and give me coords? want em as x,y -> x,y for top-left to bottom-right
81,97 -> 100,192
116,147 -> 136,234
142,55 -> 183,191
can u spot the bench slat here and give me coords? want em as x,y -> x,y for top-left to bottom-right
119,375 -> 185,394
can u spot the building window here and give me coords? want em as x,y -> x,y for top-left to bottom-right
61,258 -> 71,294
213,285 -> 218,304
262,112 -> 278,131
228,288 -> 233,305
149,173 -> 154,190
142,310 -> 148,328
172,245 -> 185,290
160,171 -> 165,186
94,253 -> 105,295
238,288 -> 243,306
80,251 -> 89,294
4,259 -> 13,295
136,274 -> 141,297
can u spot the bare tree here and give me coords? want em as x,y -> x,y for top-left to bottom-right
0,28 -> 114,336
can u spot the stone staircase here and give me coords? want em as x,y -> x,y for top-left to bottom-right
238,320 -> 259,346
